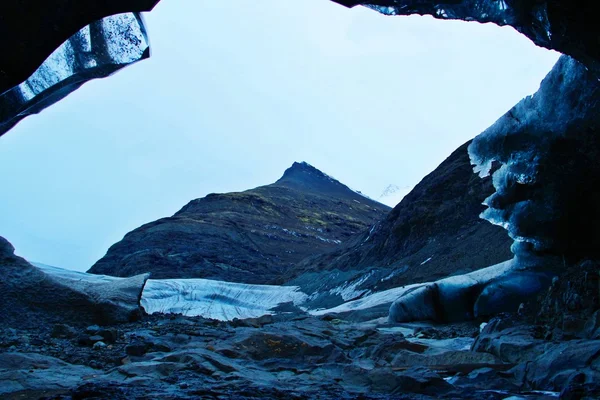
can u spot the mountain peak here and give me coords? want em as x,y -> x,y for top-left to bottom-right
276,162 -> 342,190
285,161 -> 328,175
273,162 -> 389,210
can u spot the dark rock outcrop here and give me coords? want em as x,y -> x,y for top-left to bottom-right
89,162 -> 390,282
473,313 -> 600,398
0,236 -> 148,328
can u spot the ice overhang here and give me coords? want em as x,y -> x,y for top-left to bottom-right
0,0 -> 598,137
0,1 -> 160,95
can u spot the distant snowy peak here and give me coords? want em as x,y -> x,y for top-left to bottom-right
380,184 -> 401,197
378,184 -> 412,207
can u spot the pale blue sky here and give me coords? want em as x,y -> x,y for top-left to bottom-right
0,0 -> 559,271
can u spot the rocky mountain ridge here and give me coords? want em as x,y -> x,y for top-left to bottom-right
88,162 -> 390,283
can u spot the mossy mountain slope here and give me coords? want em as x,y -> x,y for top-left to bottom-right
88,162 -> 390,283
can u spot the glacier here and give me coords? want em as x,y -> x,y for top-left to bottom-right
32,256 -> 553,324
34,262 -> 309,321
141,278 -> 308,320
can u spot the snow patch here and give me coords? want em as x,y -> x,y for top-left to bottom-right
328,271 -> 376,301
380,266 -> 408,282
420,257 -> 433,266
363,224 -> 378,243
317,236 -> 342,244
312,283 -> 424,316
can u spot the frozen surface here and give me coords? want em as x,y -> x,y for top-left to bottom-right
34,263 -> 308,321
141,278 -> 308,320
32,259 -> 527,323
327,271 -> 375,301
33,262 -> 126,284
310,283 -> 424,316
408,337 -> 474,352
388,259 -> 551,323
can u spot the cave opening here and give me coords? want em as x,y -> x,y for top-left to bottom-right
0,0 -> 559,271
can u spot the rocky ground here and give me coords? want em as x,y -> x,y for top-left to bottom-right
2,306 -> 599,400
2,236 -> 599,399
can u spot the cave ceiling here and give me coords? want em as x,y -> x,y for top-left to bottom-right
0,1 -> 597,137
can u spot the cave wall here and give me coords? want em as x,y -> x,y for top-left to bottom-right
469,55 -> 600,263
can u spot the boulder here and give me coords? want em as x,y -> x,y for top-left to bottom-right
472,317 -> 548,364
0,353 -> 95,395
525,340 -> 600,390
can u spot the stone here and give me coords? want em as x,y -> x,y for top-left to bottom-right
472,322 -> 547,364
86,325 -> 101,334
235,331 -> 339,362
149,342 -> 172,353
390,349 -> 499,369
450,367 -> 520,392
584,310 -> 600,339
525,340 -> 600,390
51,324 -> 77,339
93,341 -> 107,350
97,328 -> 119,344
126,342 -> 150,357
389,367 -> 453,395
560,371 -> 600,400
117,361 -> 184,379
0,353 -> 95,395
